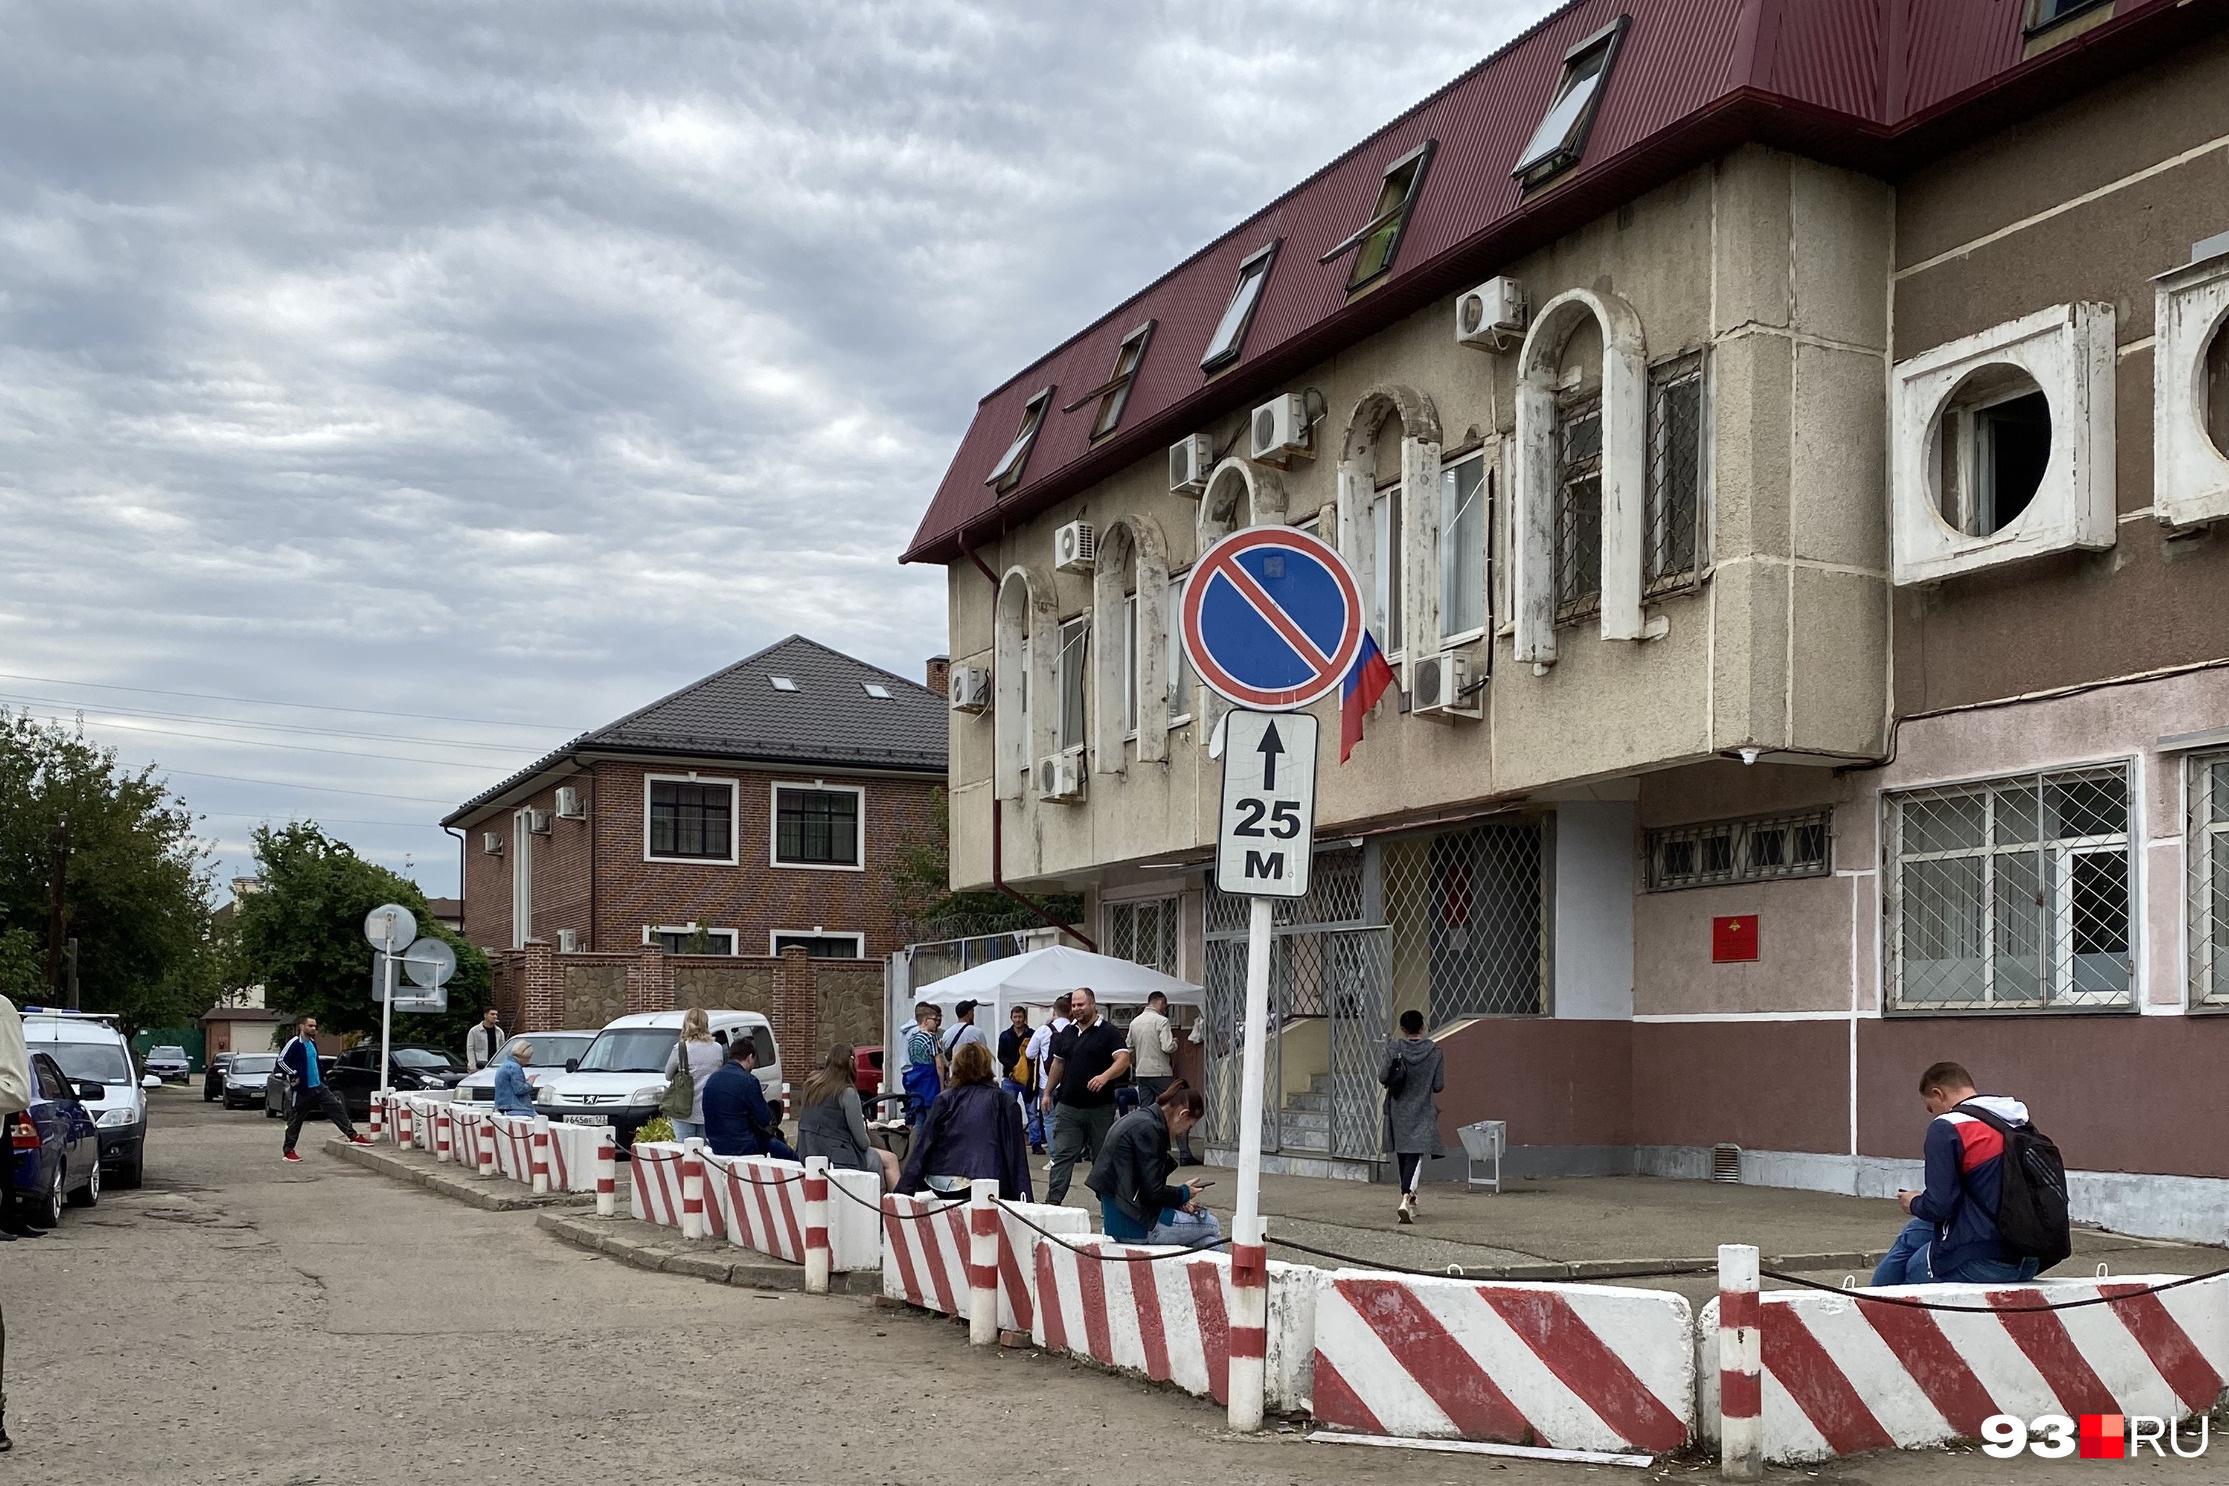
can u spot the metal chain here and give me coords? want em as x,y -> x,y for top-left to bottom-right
1759,1265 -> 2229,1314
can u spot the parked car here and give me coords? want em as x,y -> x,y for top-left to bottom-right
854,1045 -> 883,1099
264,1055 -> 339,1119
203,1052 -> 236,1102
323,1045 -> 465,1119
22,1008 -> 153,1189
8,1051 -> 101,1227
534,1011 -> 781,1151
450,1032 -> 596,1106
144,1045 -> 192,1082
219,1052 -> 281,1110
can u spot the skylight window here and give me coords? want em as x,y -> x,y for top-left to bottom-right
1199,242 -> 1278,373
1062,321 -> 1156,439
1319,141 -> 1435,291
1512,18 -> 1628,191
769,676 -> 798,692
984,385 -> 1055,492
861,683 -> 891,699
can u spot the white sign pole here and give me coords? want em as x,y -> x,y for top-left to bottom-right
1228,890 -> 1274,1433
379,928 -> 396,1109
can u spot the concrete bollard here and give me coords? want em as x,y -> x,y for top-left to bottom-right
368,1095 -> 384,1142
396,1098 -> 414,1150
435,1106 -> 452,1163
595,1128 -> 617,1218
1227,1218 -> 1269,1432
967,1178 -> 999,1345
530,1117 -> 552,1196
477,1114 -> 498,1178
680,1138 -> 706,1240
803,1156 -> 831,1294
1720,1243 -> 1763,1482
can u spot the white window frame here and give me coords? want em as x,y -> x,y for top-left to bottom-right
768,779 -> 867,873
769,929 -> 867,959
1103,893 -> 1183,979
1438,449 -> 1489,645
1165,571 -> 1192,726
645,924 -> 738,955
642,773 -> 740,866
1055,614 -> 1089,754
1122,592 -> 1140,740
510,807 -> 533,949
1371,480 -> 1404,660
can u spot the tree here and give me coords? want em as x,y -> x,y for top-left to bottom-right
233,822 -> 490,1048
889,787 -> 1082,943
0,711 -> 217,1033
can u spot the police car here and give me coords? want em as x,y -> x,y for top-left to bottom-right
21,1009 -> 157,1189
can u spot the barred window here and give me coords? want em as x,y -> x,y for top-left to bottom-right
774,786 -> 860,867
1646,352 -> 1705,594
2188,753 -> 2229,1005
1105,896 -> 1181,978
647,780 -> 733,860
1647,810 -> 1830,891
1554,392 -> 1602,623
1887,766 -> 2133,1012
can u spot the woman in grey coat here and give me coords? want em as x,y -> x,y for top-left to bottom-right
1381,1008 -> 1444,1225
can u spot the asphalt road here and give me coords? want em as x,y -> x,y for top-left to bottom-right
4,1088 -> 2224,1484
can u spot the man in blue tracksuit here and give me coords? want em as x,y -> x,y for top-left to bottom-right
280,1018 -> 371,1162
1871,1060 -> 2041,1286
701,1037 -> 796,1160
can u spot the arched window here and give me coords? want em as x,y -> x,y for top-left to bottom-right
1091,517 -> 1172,769
1336,386 -> 1442,684
994,568 -> 1057,799
1513,288 -> 1647,663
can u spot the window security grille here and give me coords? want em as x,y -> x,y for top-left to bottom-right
1104,897 -> 1181,979
1647,811 -> 1830,891
1646,353 -> 1705,595
1887,766 -> 2134,1011
1555,393 -> 1603,622
2188,753 -> 2229,1006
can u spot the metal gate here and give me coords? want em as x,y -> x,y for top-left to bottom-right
1202,925 -> 1388,1160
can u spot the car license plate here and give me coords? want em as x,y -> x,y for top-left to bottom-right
562,1114 -> 609,1126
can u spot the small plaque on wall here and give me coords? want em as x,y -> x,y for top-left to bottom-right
1712,914 -> 1759,963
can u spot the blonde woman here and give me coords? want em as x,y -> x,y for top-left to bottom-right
662,1008 -> 723,1143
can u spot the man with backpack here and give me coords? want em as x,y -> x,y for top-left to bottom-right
1871,1061 -> 2069,1286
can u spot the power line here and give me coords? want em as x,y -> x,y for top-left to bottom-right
16,712 -> 534,769
155,767 -> 460,808
0,691 -> 548,752
193,811 -> 455,831
0,669 -> 569,732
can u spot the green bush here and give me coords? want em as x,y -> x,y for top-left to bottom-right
634,1116 -> 675,1146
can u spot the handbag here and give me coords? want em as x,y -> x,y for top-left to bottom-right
661,1048 -> 697,1121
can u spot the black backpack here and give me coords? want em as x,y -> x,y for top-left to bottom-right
1957,1101 -> 2072,1273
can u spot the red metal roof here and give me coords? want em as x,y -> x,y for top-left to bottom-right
903,0 -> 2214,566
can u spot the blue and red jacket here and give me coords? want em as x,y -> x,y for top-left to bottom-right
1911,1095 -> 2028,1274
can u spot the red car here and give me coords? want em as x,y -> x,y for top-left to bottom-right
853,1045 -> 882,1099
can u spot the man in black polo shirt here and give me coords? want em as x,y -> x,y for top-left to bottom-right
1039,987 -> 1130,1205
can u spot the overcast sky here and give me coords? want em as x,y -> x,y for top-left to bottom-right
0,1 -> 1553,901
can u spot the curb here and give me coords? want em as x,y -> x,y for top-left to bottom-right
535,1211 -> 883,1294
323,1138 -> 595,1212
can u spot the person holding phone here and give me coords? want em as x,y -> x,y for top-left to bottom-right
1086,1082 -> 1219,1246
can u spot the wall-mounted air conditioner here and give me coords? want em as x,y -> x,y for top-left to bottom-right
1053,521 -> 1097,573
554,785 -> 585,820
949,665 -> 992,713
1250,394 -> 1312,466
1411,648 -> 1482,721
1169,434 -> 1214,495
527,809 -> 552,835
1456,277 -> 1528,350
481,832 -> 503,856
555,929 -> 580,953
1037,746 -> 1087,804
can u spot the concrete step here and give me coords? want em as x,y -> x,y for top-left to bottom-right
1277,1108 -> 1329,1134
1282,1092 -> 1329,1113
1204,1146 -> 1376,1183
1278,1126 -> 1331,1152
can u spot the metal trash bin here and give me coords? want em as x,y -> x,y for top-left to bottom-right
1458,1119 -> 1505,1194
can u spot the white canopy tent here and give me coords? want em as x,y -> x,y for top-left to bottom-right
911,945 -> 1201,1028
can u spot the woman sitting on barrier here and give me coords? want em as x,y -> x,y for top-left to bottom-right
1087,1084 -> 1219,1247
897,1041 -> 1033,1202
798,1043 -> 900,1189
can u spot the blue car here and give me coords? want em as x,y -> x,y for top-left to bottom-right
9,1051 -> 101,1228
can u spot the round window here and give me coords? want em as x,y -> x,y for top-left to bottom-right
2204,314 -> 2229,461
1930,364 -> 2052,538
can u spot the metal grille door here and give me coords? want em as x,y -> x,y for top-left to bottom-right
1202,937 -> 1279,1151
1322,928 -> 1393,1159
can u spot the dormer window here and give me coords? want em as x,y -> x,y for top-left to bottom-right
984,386 -> 1054,492
1063,321 -> 1156,439
1512,18 -> 1627,191
1200,242 -> 1278,373
1320,141 -> 1434,292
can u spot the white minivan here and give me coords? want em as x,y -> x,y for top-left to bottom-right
21,1009 -> 157,1188
531,1010 -> 780,1151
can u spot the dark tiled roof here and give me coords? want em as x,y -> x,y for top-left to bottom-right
902,0 -> 2207,565
444,636 -> 946,823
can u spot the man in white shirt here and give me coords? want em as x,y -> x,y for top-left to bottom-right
1126,991 -> 1191,1163
1024,993 -> 1072,1075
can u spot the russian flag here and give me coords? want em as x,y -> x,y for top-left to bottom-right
1339,631 -> 1395,763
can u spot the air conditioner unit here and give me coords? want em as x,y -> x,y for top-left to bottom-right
1168,433 -> 1214,495
1250,394 -> 1312,466
1411,648 -> 1483,721
555,929 -> 580,953
481,832 -> 503,856
1053,520 -> 1097,574
527,809 -> 552,835
949,664 -> 992,713
1456,277 -> 1528,350
554,785 -> 585,820
1036,746 -> 1087,804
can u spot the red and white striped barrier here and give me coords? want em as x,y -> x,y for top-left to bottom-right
487,1113 -> 536,1182
368,1094 -> 386,1141
434,1104 -> 453,1163
882,1194 -> 1091,1334
703,1154 -> 882,1270
1032,1237 -> 1322,1413
1697,1275 -> 2229,1464
629,1142 -> 687,1227
1312,1271 -> 1694,1455
541,1120 -> 606,1194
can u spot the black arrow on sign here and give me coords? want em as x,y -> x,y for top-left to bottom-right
1257,720 -> 1285,789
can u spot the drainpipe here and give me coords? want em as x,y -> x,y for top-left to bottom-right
443,825 -> 467,939
992,798 -> 1095,951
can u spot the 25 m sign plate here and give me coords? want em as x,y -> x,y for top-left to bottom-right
1215,710 -> 1319,900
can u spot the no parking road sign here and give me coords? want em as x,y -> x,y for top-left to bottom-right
1216,710 -> 1318,899
1180,526 -> 1363,711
